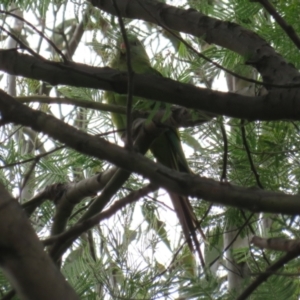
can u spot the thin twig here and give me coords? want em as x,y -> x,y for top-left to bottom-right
0,26 -> 44,60
111,0 -> 134,149
252,0 -> 300,50
209,213 -> 254,269
19,157 -> 39,197
236,246 -> 300,300
44,184 -> 157,246
149,243 -> 185,281
220,119 -> 228,181
136,0 -> 265,88
0,146 -> 65,169
240,210 -> 270,267
240,119 -> 264,189
0,11 -> 67,62
0,125 -> 23,145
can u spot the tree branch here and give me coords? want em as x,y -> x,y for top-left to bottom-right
18,95 -> 214,127
236,246 -> 300,300
0,182 -> 79,300
0,90 -> 300,215
90,0 -> 300,86
252,0 -> 300,50
47,184 -> 157,261
251,236 -> 300,252
1,50 -> 300,120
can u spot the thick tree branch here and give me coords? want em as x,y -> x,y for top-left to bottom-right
50,167 -> 118,237
251,236 -> 300,252
44,184 -> 157,247
1,50 -> 300,120
49,179 -> 157,261
49,109 -> 177,259
0,182 -> 79,300
1,90 -> 300,215
90,0 -> 300,86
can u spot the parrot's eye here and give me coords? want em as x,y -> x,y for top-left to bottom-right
132,41 -> 138,46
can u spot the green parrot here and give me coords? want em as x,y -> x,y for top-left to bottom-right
105,34 -> 202,256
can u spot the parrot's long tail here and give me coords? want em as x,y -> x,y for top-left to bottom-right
150,128 -> 205,266
169,193 -> 205,268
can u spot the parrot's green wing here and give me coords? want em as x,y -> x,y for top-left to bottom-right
106,34 -> 161,137
105,35 -> 203,260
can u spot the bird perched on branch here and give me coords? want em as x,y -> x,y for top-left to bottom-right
105,34 -> 203,263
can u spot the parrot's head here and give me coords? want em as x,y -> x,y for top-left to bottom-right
117,34 -> 150,67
